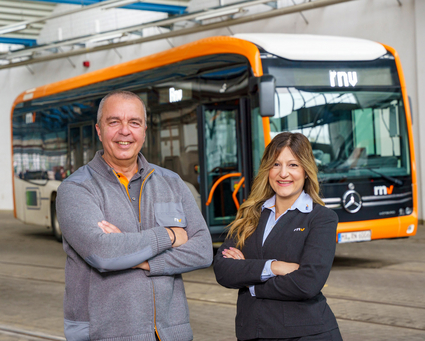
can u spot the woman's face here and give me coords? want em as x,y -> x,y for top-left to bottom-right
268,147 -> 306,208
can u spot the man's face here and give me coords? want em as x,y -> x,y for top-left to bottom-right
95,95 -> 147,168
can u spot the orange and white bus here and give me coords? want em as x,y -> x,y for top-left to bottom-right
11,34 -> 417,243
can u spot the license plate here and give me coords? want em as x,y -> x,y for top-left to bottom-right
338,230 -> 371,243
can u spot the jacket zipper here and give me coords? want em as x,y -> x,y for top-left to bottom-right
113,168 -> 159,339
138,169 -> 160,339
139,169 -> 155,224
112,169 -> 154,226
152,284 -> 162,341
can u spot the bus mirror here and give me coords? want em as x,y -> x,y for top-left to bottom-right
250,75 -> 276,117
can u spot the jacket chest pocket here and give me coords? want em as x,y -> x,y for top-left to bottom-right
284,226 -> 309,260
154,202 -> 187,228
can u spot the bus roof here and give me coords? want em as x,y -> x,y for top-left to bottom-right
12,34 -> 389,107
234,33 -> 387,61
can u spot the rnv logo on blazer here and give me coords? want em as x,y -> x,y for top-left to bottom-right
293,228 -> 305,232
174,218 -> 182,222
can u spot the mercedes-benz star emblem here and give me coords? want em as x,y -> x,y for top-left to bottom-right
342,190 -> 362,213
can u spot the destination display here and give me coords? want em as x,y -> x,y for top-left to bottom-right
262,57 -> 399,87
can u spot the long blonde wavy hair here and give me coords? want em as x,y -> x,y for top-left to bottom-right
227,132 -> 324,249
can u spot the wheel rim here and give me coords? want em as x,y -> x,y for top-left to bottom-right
53,211 -> 62,238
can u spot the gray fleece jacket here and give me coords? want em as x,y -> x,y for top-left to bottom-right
57,151 -> 213,341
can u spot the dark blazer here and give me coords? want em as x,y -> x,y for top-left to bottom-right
214,203 -> 339,340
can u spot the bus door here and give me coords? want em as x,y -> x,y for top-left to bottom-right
68,121 -> 95,174
197,102 -> 247,239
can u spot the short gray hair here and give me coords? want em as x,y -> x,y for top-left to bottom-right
97,90 -> 147,127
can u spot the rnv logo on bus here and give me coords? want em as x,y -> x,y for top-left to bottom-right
329,70 -> 358,87
374,185 -> 394,196
169,87 -> 183,103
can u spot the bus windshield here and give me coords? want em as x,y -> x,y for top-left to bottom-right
269,87 -> 411,183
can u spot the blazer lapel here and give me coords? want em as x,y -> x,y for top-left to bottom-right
256,209 -> 271,258
262,210 -> 295,249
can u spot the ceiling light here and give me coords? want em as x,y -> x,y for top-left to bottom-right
89,33 -> 124,43
0,24 -> 28,35
195,8 -> 240,21
5,50 -> 33,60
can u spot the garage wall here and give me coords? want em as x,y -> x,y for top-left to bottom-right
0,0 -> 422,221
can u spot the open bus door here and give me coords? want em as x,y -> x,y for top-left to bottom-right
197,100 -> 251,241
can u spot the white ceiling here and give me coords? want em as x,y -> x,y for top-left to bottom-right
0,0 -> 56,42
0,0 -> 356,69
0,0 -> 190,46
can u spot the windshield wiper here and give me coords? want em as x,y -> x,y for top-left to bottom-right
353,167 -> 403,186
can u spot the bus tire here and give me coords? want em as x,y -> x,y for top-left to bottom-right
51,201 -> 62,242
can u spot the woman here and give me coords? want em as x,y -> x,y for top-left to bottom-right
213,132 -> 342,341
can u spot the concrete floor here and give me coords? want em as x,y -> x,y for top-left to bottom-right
0,210 -> 425,340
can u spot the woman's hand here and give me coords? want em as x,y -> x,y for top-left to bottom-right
222,247 -> 245,260
270,261 -> 299,276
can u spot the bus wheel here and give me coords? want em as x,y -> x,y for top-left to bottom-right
51,202 -> 62,242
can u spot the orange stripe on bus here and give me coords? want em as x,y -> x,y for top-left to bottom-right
337,214 -> 417,241
381,43 -> 417,222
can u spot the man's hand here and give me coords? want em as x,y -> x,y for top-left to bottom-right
166,227 -> 188,247
98,221 -> 151,271
133,261 -> 150,271
270,261 -> 299,276
98,221 -> 188,248
98,220 -> 122,233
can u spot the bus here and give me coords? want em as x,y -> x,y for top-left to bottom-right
11,33 -> 417,243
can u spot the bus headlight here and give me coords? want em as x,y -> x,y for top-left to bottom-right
406,224 -> 415,234
405,207 -> 413,215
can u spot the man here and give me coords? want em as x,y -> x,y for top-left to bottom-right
57,90 -> 213,341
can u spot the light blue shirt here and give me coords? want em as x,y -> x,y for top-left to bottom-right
250,191 -> 313,296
